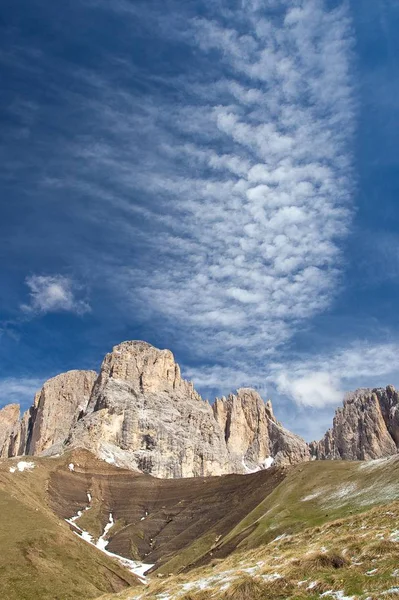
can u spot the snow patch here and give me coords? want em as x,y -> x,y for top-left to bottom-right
262,572 -> 282,581
96,513 -> 114,551
271,533 -> 288,543
302,490 -> 323,502
242,456 -> 274,474
390,530 -> 399,542
66,503 -> 153,583
321,591 -> 356,600
68,463 -> 75,471
9,461 -> 35,473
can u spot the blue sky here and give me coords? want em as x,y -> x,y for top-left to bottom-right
1,0 -> 399,441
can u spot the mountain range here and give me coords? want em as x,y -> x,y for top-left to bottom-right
1,340 -> 399,476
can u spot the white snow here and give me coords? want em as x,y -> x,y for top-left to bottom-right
96,513 -> 114,551
329,483 -> 358,500
301,490 -> 322,502
262,572 -> 282,581
66,503 -> 153,583
9,461 -> 35,473
242,456 -> 274,474
271,533 -> 288,543
321,591 -> 356,600
68,463 -> 75,471
307,581 -> 318,590
390,530 -> 399,542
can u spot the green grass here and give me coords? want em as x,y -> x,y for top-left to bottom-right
154,457 -> 399,577
103,498 -> 399,600
0,454 -> 140,600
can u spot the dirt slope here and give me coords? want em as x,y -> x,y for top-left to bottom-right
48,449 -> 287,568
0,453 -> 140,600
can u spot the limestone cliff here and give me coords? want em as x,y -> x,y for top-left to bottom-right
0,340 -> 311,477
27,370 -> 97,455
0,404 -> 20,458
213,388 -> 310,470
68,341 -> 232,478
311,386 -> 399,460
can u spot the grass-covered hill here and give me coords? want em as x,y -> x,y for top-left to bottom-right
1,450 -> 399,600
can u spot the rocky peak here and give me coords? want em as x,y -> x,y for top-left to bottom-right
27,370 -> 97,455
214,387 -> 309,470
87,341 -> 199,414
0,404 -> 20,458
311,386 -> 399,460
0,341 -> 310,477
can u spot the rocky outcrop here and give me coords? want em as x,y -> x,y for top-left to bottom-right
0,404 -> 20,458
311,386 -> 399,460
0,340 -> 310,477
27,370 -> 97,455
68,342 -> 232,478
214,388 -> 310,470
8,408 -> 32,457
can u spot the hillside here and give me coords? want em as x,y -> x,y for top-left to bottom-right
1,449 -> 399,599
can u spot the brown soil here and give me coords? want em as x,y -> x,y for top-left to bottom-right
48,449 -> 287,570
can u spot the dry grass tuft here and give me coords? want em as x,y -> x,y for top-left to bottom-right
292,551 -> 349,571
222,576 -> 270,600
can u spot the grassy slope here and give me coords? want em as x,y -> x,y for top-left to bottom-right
100,498 -> 399,600
0,455 -> 140,600
154,457 -> 399,575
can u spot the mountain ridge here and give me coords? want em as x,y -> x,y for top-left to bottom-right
1,340 -> 399,476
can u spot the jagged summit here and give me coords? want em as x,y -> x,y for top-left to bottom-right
2,341 -> 399,478
310,385 -> 399,461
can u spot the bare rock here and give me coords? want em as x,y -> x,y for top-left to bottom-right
27,370 -> 97,455
0,404 -> 20,458
214,388 -> 309,470
68,341 -> 232,478
311,386 -> 399,460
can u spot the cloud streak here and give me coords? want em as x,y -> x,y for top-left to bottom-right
0,377 -> 44,409
92,0 -> 356,360
31,1 -> 357,414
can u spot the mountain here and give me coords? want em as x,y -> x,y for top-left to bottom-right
2,340 -> 399,475
0,340 -> 308,477
311,386 -> 399,460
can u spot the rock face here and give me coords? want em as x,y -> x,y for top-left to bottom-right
0,404 -> 20,458
69,341 -> 232,478
27,370 -> 97,455
0,371 -> 96,459
213,388 -> 310,471
311,386 -> 399,460
0,340 -> 310,477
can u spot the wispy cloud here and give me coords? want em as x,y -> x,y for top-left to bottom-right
0,377 -> 43,409
49,0 -> 355,367
271,341 -> 399,408
21,275 -> 90,316
5,1 -> 360,430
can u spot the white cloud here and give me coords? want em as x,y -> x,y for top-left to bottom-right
274,371 -> 343,408
21,275 -> 90,316
82,0 -> 354,362
0,377 -> 43,408
270,341 -> 399,408
40,1 -> 357,413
